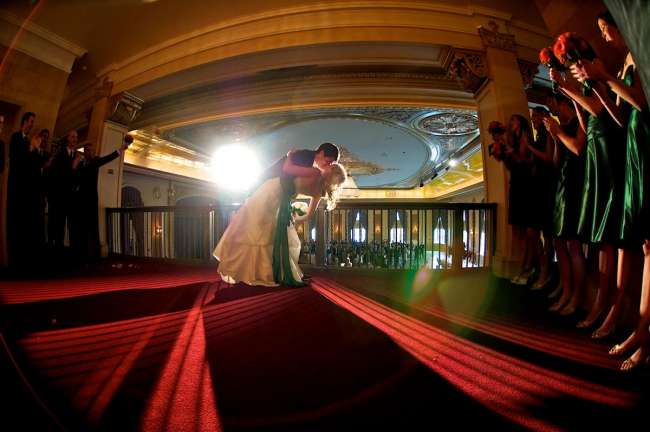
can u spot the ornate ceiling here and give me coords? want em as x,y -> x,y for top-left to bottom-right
152,106 -> 480,189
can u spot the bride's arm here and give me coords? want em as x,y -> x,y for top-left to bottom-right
282,150 -> 321,178
294,195 -> 322,223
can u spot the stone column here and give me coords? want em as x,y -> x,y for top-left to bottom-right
479,23 -> 531,278
446,22 -> 531,277
87,81 -> 143,257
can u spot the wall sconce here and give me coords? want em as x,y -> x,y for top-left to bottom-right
154,225 -> 163,236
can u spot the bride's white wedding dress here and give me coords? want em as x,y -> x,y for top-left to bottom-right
213,178 -> 303,286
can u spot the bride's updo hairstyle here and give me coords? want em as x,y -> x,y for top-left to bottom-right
322,163 -> 347,211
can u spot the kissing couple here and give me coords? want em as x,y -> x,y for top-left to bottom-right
213,142 -> 347,286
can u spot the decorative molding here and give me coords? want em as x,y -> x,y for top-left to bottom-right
107,92 -> 144,127
101,2 -> 549,93
478,20 -> 517,52
304,71 -> 451,82
95,77 -> 114,101
518,60 -> 539,90
0,9 -> 86,72
133,70 -> 475,131
415,111 -> 479,135
445,49 -> 487,94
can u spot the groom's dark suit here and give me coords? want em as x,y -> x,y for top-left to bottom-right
259,149 -> 316,183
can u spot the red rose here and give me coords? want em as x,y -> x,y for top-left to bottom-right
539,46 -> 566,72
553,32 -> 595,65
539,47 -> 553,65
553,38 -> 568,64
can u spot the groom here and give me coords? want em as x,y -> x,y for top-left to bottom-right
259,142 -> 340,183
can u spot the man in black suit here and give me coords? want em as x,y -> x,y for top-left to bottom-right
0,115 -> 5,174
259,142 -> 340,184
72,138 -> 132,260
6,112 -> 37,267
48,129 -> 80,253
32,129 -> 51,251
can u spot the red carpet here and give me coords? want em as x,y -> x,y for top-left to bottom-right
1,263 -> 648,431
0,262 -> 220,304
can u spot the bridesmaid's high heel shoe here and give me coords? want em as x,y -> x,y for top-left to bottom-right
577,308 -> 604,329
609,344 -> 627,356
559,303 -> 576,316
620,354 -> 650,372
548,300 -> 566,312
591,325 -> 615,339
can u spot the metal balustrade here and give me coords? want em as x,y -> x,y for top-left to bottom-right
106,202 -> 496,270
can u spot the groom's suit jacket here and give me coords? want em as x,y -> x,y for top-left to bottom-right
259,149 -> 316,183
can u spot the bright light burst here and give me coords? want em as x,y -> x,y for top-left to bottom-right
211,145 -> 260,191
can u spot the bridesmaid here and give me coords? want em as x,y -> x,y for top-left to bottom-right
551,59 -> 623,332
529,107 -> 556,292
544,94 -> 587,316
573,11 -> 650,370
507,115 -> 538,285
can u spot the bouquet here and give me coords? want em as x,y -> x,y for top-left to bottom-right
553,32 -> 596,65
538,46 -> 566,93
291,201 -> 308,220
552,32 -> 596,90
487,121 -> 506,160
539,47 -> 566,71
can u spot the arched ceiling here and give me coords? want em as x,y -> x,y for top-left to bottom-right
3,0 -> 550,111
3,0 -> 546,78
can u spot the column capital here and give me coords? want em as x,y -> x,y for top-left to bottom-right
478,21 -> 517,53
107,92 -> 144,127
94,77 -> 114,102
445,49 -> 488,94
518,59 -> 539,90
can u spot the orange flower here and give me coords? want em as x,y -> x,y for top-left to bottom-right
553,34 -> 570,64
539,47 -> 553,65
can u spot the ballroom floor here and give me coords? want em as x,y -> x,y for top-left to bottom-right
1,260 -> 648,431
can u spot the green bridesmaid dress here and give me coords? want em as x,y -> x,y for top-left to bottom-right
577,111 -> 624,244
619,66 -> 650,243
553,117 -> 585,238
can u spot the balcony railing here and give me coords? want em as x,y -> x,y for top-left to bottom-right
106,202 -> 496,270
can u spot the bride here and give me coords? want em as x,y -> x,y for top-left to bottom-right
213,157 -> 347,287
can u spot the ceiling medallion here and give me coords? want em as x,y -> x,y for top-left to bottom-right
415,112 -> 479,136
